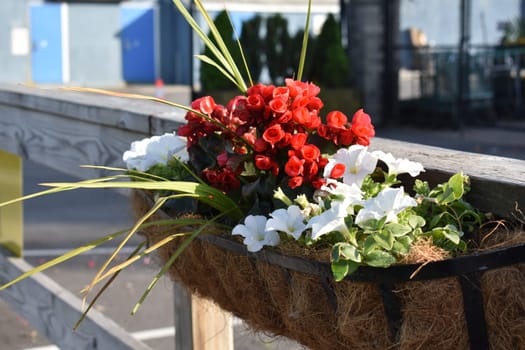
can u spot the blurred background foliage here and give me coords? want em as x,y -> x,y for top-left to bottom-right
199,11 -> 360,115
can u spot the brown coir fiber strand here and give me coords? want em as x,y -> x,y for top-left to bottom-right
132,192 -> 525,349
394,238 -> 470,349
479,228 -> 525,350
206,244 -> 286,333
396,278 -> 470,350
331,281 -> 392,349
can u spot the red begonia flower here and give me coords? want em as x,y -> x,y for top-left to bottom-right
263,124 -> 285,145
301,144 -> 321,162
284,155 -> 305,177
288,176 -> 303,189
326,110 -> 348,128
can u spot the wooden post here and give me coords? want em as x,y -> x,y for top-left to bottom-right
191,295 -> 233,350
0,150 -> 23,257
173,281 -> 233,350
174,281 -> 193,349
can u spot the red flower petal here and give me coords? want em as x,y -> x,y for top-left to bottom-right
330,163 -> 346,179
288,176 -> 303,189
263,124 -> 285,145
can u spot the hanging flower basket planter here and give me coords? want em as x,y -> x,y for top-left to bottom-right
3,2 -> 524,349
133,187 -> 525,350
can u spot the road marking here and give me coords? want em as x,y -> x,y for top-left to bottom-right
133,326 -> 175,341
22,326 -> 175,350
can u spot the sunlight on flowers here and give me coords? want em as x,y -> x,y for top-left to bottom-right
372,150 -> 425,177
232,215 -> 280,252
321,180 -> 363,215
323,145 -> 377,186
123,133 -> 188,171
266,205 -> 307,240
307,202 -> 352,240
355,187 -> 417,226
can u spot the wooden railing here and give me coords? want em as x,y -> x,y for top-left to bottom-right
1,84 -> 524,349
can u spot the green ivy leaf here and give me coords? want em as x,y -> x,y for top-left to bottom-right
341,244 -> 362,262
442,224 -> 462,245
457,240 -> 468,251
363,236 -> 379,255
392,236 -> 412,255
429,211 -> 447,228
331,260 -> 348,281
430,224 -> 462,245
435,186 -> 455,205
373,229 -> 395,250
435,172 -> 466,204
448,172 -> 466,199
331,260 -> 359,281
346,227 -> 358,247
332,242 -> 362,263
384,222 -> 412,237
407,214 -> 426,229
364,250 -> 397,268
443,231 -> 461,245
356,218 -> 380,231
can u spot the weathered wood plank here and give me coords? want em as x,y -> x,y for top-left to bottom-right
0,85 -> 183,178
0,247 -> 152,350
0,104 -> 145,178
371,138 -> 525,217
0,85 -> 185,133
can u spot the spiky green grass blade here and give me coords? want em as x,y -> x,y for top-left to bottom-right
297,0 -> 313,80
0,229 -> 127,291
40,180 -> 243,220
171,0 -> 247,92
73,242 -> 146,330
81,194 -> 196,299
131,210 -> 229,315
0,175 -> 121,208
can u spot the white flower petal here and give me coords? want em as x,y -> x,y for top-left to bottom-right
372,150 -> 424,177
355,187 -> 416,227
307,202 -> 350,240
266,206 -> 306,240
122,133 -> 188,171
323,145 -> 377,186
232,224 -> 251,238
244,237 -> 265,252
233,215 -> 279,252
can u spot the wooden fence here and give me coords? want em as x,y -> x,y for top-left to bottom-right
1,84 -> 524,349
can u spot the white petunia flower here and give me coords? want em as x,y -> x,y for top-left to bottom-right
123,133 -> 188,171
307,202 -> 351,240
372,150 -> 424,177
323,145 -> 377,186
321,179 -> 364,215
266,205 -> 306,240
232,215 -> 280,252
355,187 -> 417,227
